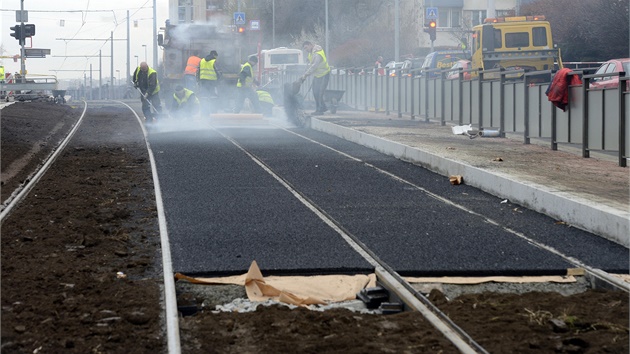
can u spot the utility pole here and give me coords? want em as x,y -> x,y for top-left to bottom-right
127,10 -> 130,85
394,0 -> 400,62
152,0 -> 158,68
325,0 -> 329,57
487,0 -> 496,18
110,32 -> 114,99
99,50 -> 102,100
272,0 -> 275,48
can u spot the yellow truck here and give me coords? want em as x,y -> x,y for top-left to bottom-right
470,15 -> 562,82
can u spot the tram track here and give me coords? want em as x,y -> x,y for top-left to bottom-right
1,102 -> 627,353
212,127 -> 485,352
0,102 -> 86,220
202,123 -> 628,354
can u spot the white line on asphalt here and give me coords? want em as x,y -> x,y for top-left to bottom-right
213,126 -> 481,353
276,124 -> 630,292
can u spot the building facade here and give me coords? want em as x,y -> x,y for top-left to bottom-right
169,0 -> 230,25
416,0 -> 530,50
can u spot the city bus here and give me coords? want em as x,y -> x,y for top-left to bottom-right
470,15 -> 563,82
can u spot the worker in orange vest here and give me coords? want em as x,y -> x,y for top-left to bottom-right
183,51 -> 201,90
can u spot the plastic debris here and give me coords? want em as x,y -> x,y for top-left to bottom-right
451,124 -> 473,135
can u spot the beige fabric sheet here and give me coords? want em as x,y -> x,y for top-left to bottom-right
175,261 -> 376,306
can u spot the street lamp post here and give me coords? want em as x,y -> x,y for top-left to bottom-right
272,0 -> 275,48
142,45 -> 147,62
134,55 -> 139,67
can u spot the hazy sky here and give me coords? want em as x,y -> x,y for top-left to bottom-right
1,0 -> 169,84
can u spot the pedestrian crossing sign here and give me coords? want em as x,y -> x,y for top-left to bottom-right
426,7 -> 438,20
234,12 -> 246,25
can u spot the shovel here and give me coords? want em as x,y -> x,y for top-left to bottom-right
135,87 -> 161,119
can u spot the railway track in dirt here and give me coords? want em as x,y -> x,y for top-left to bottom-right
1,101 -> 628,353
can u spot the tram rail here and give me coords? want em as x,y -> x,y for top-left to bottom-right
1,101 -> 626,353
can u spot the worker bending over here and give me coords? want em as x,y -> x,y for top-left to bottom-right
169,85 -> 200,119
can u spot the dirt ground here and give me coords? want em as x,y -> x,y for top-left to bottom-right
1,101 -> 628,353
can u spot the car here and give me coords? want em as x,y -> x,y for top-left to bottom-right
420,50 -> 471,79
398,58 -> 425,77
589,58 -> 630,89
446,60 -> 472,80
385,61 -> 405,77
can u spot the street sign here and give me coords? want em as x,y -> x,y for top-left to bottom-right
426,7 -> 438,20
24,48 -> 50,58
16,10 -> 28,22
250,20 -> 260,31
234,12 -> 246,25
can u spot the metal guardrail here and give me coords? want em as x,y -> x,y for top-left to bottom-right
283,66 -> 627,167
0,75 -> 58,92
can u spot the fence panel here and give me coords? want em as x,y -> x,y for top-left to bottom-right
288,66 -> 627,166
588,90 -> 605,150
604,89 -> 620,151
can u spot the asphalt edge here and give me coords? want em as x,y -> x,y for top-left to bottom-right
311,117 -> 630,249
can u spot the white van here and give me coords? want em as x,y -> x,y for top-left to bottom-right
252,47 -> 305,87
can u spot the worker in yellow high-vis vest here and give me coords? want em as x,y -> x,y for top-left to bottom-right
169,85 -> 200,119
197,50 -> 221,114
256,89 -> 274,117
133,62 -> 162,122
300,41 -> 330,115
233,56 -> 261,114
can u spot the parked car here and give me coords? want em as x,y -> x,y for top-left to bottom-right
401,58 -> 425,77
421,50 -> 470,79
589,58 -> 630,89
446,60 -> 472,80
385,61 -> 405,77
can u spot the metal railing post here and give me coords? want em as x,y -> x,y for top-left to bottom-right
619,74 -> 627,167
582,77 -> 590,158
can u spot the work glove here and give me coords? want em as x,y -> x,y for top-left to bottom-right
299,75 -> 306,83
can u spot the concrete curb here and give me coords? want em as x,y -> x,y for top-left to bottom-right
311,118 -> 630,248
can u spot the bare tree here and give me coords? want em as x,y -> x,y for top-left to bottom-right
521,0 -> 629,61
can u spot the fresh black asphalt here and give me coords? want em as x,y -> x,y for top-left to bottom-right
149,124 -> 629,277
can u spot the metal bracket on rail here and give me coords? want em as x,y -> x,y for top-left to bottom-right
356,285 -> 404,314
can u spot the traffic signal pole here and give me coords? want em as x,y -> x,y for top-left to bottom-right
19,0 -> 25,82
423,20 -> 437,52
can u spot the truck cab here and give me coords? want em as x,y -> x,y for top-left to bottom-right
471,16 -> 562,82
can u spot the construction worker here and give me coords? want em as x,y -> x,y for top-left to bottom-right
256,88 -> 274,117
197,50 -> 220,114
133,61 -> 162,122
169,84 -> 200,119
0,65 -> 5,83
233,56 -> 260,114
301,41 -> 330,115
183,51 -> 201,90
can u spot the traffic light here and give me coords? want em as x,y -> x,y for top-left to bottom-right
237,25 -> 246,34
424,20 -> 437,41
23,24 -> 36,37
10,25 -> 24,45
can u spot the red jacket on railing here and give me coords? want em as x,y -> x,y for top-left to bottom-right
546,68 -> 582,112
